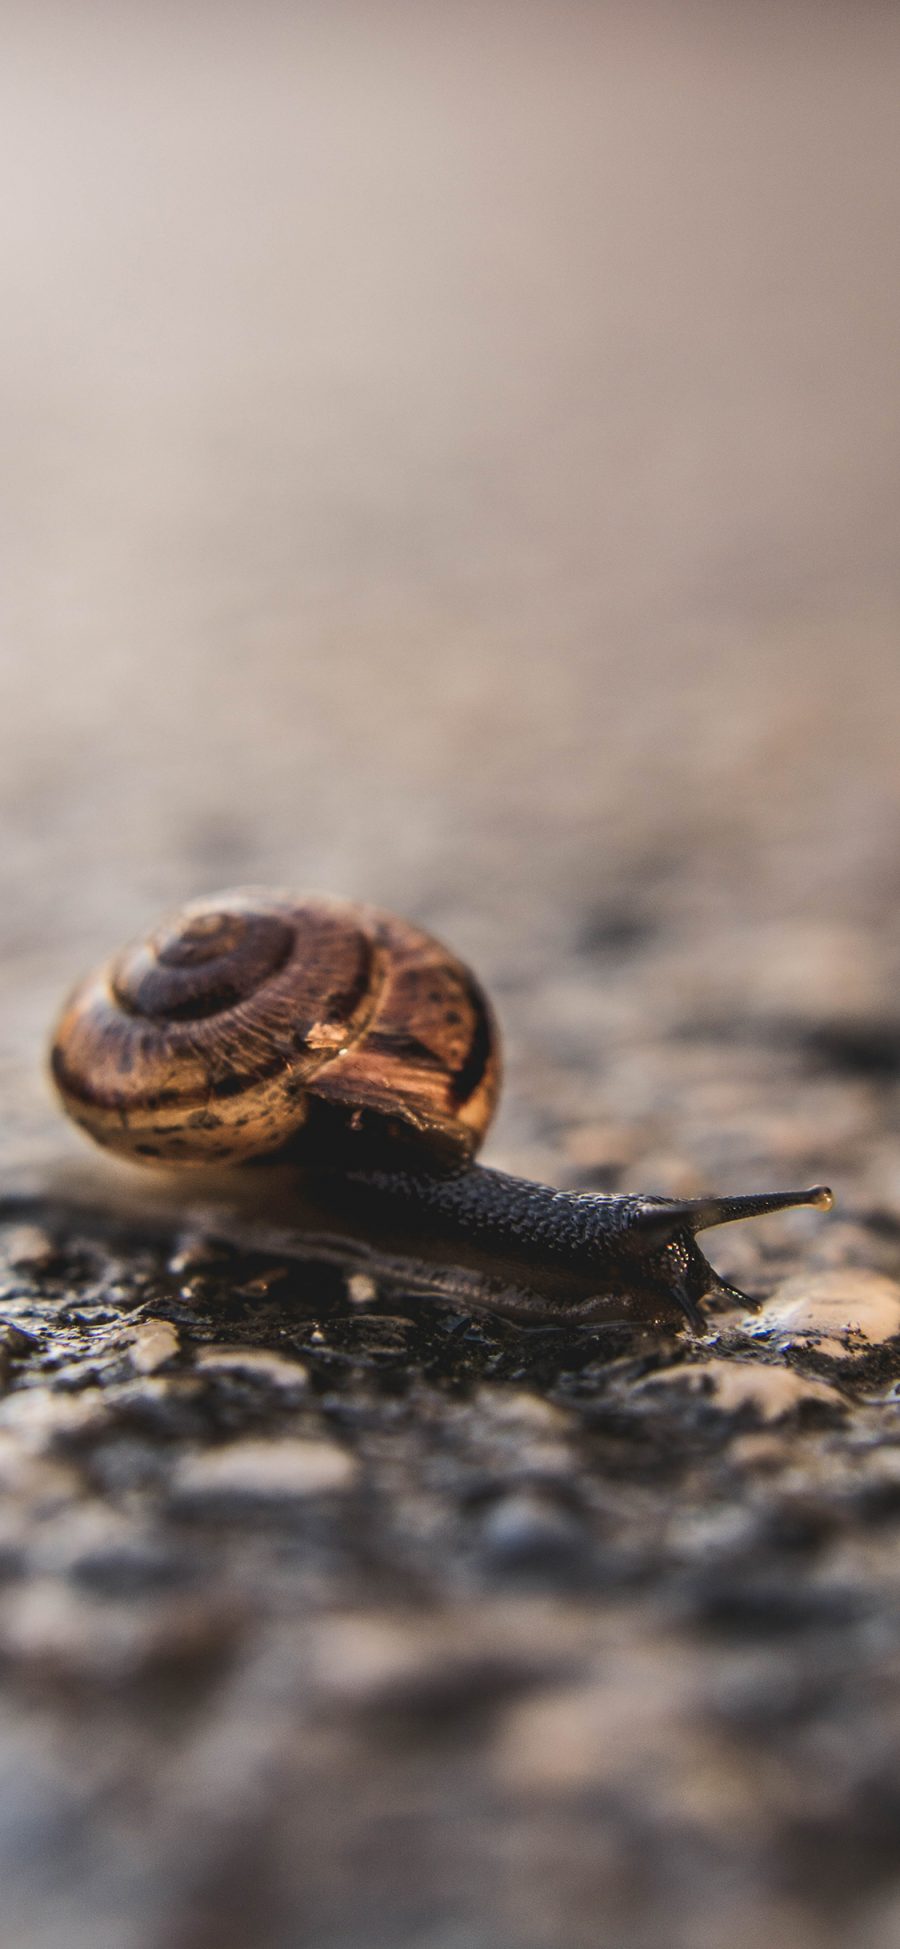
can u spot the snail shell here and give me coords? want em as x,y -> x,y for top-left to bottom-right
50,890 -> 501,1172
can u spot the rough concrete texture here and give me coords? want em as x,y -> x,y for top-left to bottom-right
2,3 -> 900,1945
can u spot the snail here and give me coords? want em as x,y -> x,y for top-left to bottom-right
48,889 -> 832,1330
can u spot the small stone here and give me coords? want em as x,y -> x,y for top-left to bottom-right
480,1490 -> 585,1576
0,1322 -> 39,1357
854,1445 -> 900,1487
167,1235 -> 225,1276
729,1431 -> 794,1472
130,1319 -> 180,1374
642,1357 -> 844,1421
313,1615 -> 546,1724
473,1386 -> 571,1433
0,1578 -> 103,1675
3,1224 -> 55,1272
313,1616 -> 436,1704
347,1273 -> 378,1307
194,1346 -> 309,1389
173,1436 -> 357,1509
666,1502 -> 761,1560
69,1534 -> 193,1597
492,1663 -> 685,1796
0,1386 -> 107,1447
0,1577 -> 236,1683
0,1322 -> 37,1391
0,1432 -> 82,1508
758,1269 -> 900,1343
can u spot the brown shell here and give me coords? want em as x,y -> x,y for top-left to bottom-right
49,889 -> 501,1172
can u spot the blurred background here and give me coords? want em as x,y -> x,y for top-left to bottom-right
3,0 -> 900,1206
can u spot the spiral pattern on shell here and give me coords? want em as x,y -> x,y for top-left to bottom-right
49,890 -> 501,1170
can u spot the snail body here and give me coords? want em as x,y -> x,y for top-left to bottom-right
49,889 -> 832,1329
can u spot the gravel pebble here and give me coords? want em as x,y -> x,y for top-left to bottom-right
759,1270 -> 900,1342
172,1437 -> 358,1509
130,1319 -> 180,1374
640,1358 -> 845,1422
479,1490 -> 587,1577
194,1346 -> 309,1389
2,1225 -> 56,1272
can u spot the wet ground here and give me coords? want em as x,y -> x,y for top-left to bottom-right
2,3 -> 900,1945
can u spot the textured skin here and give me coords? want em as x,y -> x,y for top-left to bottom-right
348,1164 -> 662,1258
49,890 -> 501,1170
341,1164 -> 722,1324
